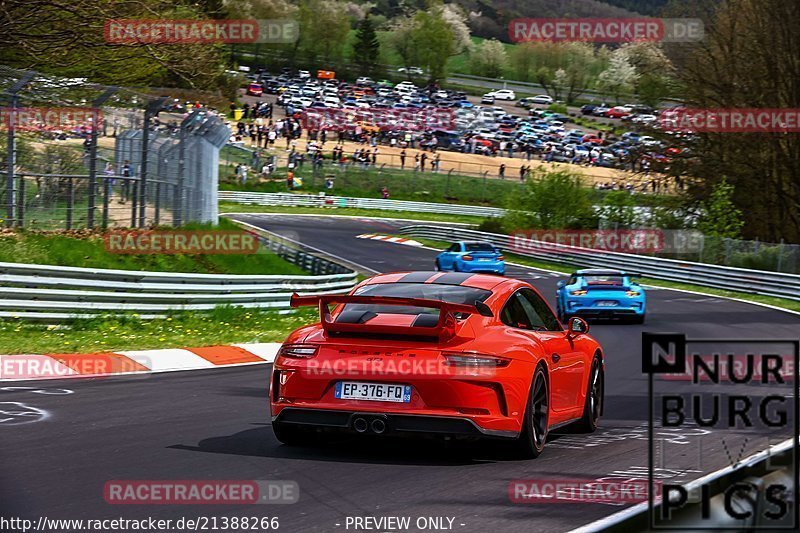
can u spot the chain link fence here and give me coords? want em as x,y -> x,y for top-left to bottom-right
0,66 -> 229,230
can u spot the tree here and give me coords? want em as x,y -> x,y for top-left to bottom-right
0,0 -> 230,89
391,1 -> 471,83
352,15 -> 381,76
509,41 -> 603,103
598,190 -> 640,228
677,0 -> 800,243
469,39 -> 507,78
293,0 -> 351,70
389,16 -> 419,70
410,5 -> 454,82
596,50 -> 638,103
697,178 -> 744,239
503,168 -> 596,230
618,42 -> 675,107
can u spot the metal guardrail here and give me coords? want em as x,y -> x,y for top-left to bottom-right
219,191 -> 505,218
0,231 -> 357,321
398,225 -> 800,301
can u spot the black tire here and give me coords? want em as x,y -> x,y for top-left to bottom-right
272,422 -> 311,446
575,357 -> 603,432
434,259 -> 441,271
515,365 -> 549,458
631,313 -> 645,325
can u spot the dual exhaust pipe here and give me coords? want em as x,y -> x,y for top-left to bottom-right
352,416 -> 387,434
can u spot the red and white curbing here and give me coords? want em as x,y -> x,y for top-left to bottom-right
0,343 -> 281,381
356,234 -> 423,247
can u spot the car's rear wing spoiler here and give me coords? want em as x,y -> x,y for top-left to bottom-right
290,293 -> 492,339
572,271 -> 642,278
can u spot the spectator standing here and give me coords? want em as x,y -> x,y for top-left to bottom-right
499,163 -> 506,179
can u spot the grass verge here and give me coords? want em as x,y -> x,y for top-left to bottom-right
0,219 -> 306,275
219,202 -> 484,225
0,307 -> 318,354
408,236 -> 800,314
219,165 -> 523,207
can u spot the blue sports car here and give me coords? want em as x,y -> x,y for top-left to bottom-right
435,241 -> 505,275
556,269 -> 646,323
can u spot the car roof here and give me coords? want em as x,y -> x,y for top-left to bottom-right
361,272 -> 510,291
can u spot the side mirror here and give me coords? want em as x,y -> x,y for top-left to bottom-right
567,317 -> 590,337
557,280 -> 566,289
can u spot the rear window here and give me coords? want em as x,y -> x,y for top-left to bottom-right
464,242 -> 496,252
583,275 -> 624,285
347,283 -> 491,316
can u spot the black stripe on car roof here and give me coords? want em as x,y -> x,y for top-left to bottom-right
397,272 -> 438,283
432,272 -> 476,285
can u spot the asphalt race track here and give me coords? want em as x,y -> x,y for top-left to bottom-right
2,213 -> 798,532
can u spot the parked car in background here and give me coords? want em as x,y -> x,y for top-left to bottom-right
489,89 -> 516,101
529,95 -> 554,105
246,83 -> 263,97
606,106 -> 632,119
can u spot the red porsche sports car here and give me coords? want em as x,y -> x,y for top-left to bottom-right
270,272 -> 604,457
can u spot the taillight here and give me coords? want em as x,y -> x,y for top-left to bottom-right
279,344 -> 319,358
443,352 -> 511,368
462,255 -> 474,261
626,291 -> 640,297
497,255 -> 505,261
571,290 -> 587,296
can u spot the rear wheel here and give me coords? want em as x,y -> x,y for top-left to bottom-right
575,357 -> 603,432
515,366 -> 549,458
631,313 -> 646,324
272,422 -> 311,446
434,259 -> 442,271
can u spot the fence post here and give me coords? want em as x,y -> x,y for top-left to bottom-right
154,181 -> 161,225
102,176 -> 110,229
66,178 -> 74,230
139,98 -> 167,227
87,88 -> 117,229
4,71 -> 34,228
4,95 -> 16,228
777,239 -> 784,272
130,178 -> 138,227
482,171 -> 488,203
446,169 -> 453,197
16,176 -> 24,228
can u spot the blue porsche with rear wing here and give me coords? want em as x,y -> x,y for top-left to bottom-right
556,269 -> 646,324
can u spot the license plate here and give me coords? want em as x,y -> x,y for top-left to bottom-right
479,258 -> 493,261
596,301 -> 618,307
335,382 -> 412,403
